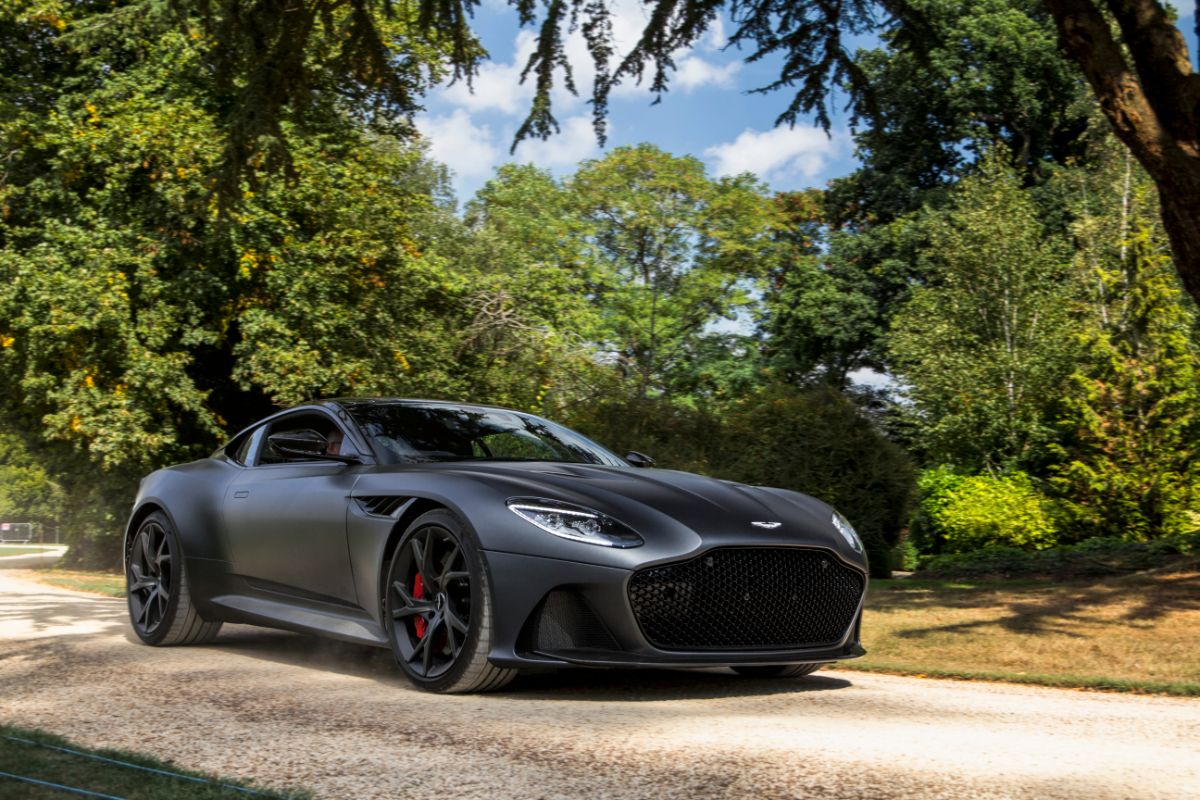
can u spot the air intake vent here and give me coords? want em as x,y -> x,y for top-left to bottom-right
628,547 -> 865,651
355,496 -> 408,518
520,589 -> 619,653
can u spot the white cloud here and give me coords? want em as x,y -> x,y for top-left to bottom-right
416,110 -> 502,179
440,31 -> 537,115
705,125 -> 843,182
673,55 -> 740,92
704,17 -> 728,51
513,114 -> 602,168
440,2 -> 742,113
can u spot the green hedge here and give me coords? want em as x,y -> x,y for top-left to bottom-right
917,531 -> 1200,579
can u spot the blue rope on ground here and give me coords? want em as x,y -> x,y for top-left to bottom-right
0,768 -> 126,799
3,735 -> 273,797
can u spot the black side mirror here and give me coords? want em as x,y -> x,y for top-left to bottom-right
625,450 -> 655,468
268,430 -> 359,464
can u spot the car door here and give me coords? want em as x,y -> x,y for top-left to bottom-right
223,411 -> 364,605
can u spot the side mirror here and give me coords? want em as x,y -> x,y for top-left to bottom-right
625,450 -> 655,468
268,430 -> 359,463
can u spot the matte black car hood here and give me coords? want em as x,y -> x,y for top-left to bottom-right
379,460 -> 841,547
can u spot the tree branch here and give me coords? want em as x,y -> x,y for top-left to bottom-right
1105,0 -> 1200,141
1044,0 -> 1171,173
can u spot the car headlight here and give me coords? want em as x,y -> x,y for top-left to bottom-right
507,498 -> 643,548
831,511 -> 863,553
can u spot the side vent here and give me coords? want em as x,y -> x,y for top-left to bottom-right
355,496 -> 409,518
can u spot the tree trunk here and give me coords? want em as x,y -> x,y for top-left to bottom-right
1045,0 -> 1200,303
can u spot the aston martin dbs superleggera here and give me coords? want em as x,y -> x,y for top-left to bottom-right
125,398 -> 868,692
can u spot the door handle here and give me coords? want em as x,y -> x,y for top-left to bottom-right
233,490 -> 250,499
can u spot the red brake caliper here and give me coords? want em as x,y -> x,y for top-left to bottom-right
412,573 -> 427,639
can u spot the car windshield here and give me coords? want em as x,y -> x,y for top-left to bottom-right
344,402 -> 626,466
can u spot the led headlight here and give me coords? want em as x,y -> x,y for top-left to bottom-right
831,510 -> 863,553
507,498 -> 643,548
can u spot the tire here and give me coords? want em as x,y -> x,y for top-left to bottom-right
126,511 -> 222,646
731,663 -> 822,678
383,509 -> 516,693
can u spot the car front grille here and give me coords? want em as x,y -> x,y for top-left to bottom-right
627,547 -> 865,651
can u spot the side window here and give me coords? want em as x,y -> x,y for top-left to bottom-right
234,429 -> 258,465
259,413 -> 353,465
225,426 -> 264,466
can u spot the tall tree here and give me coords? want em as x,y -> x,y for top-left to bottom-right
889,149 -> 1080,470
0,2 -> 463,560
1049,150 -> 1200,540
568,144 -> 779,406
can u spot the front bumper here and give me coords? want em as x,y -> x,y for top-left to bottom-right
483,549 -> 867,670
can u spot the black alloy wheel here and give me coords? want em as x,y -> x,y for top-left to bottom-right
128,519 -> 172,635
384,509 -> 516,692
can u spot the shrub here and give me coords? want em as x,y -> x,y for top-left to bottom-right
931,471 -> 1058,553
908,466 -> 965,554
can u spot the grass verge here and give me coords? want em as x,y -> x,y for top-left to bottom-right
31,569 -> 125,598
855,570 -> 1200,695
0,724 -> 308,799
0,546 -> 58,557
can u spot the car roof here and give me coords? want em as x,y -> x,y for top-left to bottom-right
315,397 -> 533,416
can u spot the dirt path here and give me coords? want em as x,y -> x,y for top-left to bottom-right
1,571 -> 1197,799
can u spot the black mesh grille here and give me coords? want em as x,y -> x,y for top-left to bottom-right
628,547 -> 865,651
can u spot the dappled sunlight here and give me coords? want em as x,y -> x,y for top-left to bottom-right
860,572 -> 1200,687
0,583 -> 126,644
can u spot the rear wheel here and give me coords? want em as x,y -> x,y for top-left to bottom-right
731,664 -> 822,678
384,509 -> 516,693
126,511 -> 221,646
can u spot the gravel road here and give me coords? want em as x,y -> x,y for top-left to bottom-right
1,570 -> 1197,800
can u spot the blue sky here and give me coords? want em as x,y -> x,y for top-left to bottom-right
417,0 -> 1198,205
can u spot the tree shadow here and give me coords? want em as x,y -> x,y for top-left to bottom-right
0,590 -> 128,655
871,569 -> 1200,640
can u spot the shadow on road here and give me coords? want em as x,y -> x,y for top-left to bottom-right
213,625 -> 853,699
0,590 -> 127,650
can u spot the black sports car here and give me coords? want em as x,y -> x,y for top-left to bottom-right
125,399 -> 868,692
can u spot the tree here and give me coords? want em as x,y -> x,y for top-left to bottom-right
568,144 -> 779,407
454,164 -> 607,414
0,3 -> 465,561
827,0 -> 1091,227
1049,175 -> 1200,540
0,433 -> 63,530
889,149 -> 1080,470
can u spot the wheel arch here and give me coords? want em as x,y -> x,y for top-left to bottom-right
124,500 -> 171,568
374,496 -> 493,616
377,498 -> 455,612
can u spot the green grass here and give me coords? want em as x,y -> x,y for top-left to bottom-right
0,546 -> 57,557
0,725 -> 308,799
855,570 -> 1200,696
32,569 -> 125,598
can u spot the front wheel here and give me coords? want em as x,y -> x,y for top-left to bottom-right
384,509 -> 516,693
126,511 -> 221,646
731,664 -> 822,678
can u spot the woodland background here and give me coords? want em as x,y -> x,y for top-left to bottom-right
2,0 -> 1198,575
